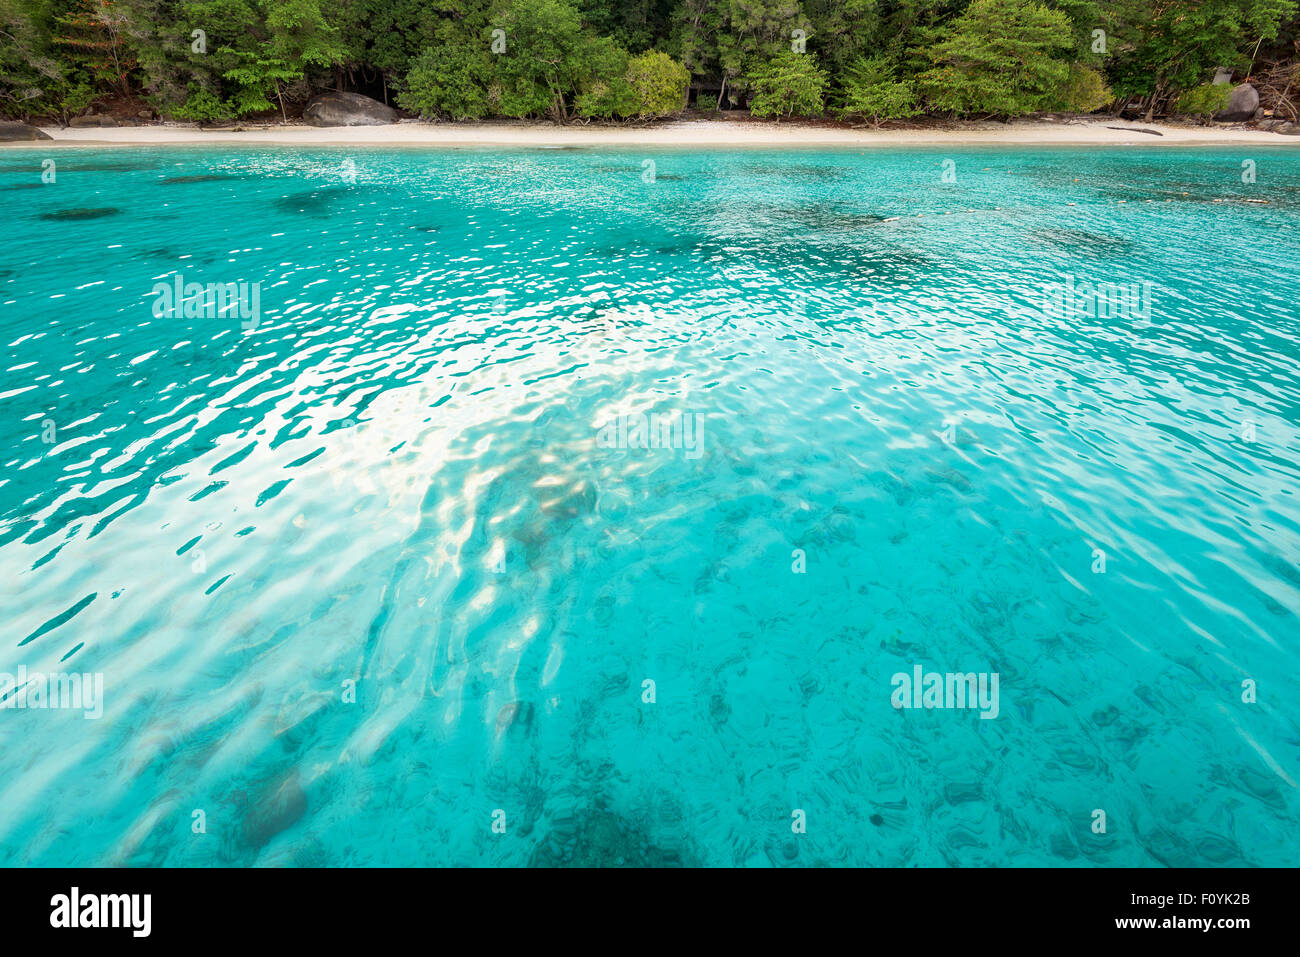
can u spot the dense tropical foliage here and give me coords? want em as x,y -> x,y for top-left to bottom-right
1,0 -> 1296,123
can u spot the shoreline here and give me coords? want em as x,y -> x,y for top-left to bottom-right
5,116 -> 1296,149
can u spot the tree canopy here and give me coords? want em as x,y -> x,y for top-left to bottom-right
2,0 -> 1296,122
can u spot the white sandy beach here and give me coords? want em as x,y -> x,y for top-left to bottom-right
7,116 -> 1296,149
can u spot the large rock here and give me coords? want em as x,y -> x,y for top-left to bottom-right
1213,83 -> 1259,122
68,115 -> 118,128
238,769 -> 307,850
0,120 -> 52,141
1259,118 -> 1300,134
302,91 -> 397,127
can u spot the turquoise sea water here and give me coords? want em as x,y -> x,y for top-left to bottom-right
1,145 -> 1298,867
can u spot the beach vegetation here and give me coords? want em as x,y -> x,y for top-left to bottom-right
1172,82 -> 1234,120
1,0 -> 1297,125
838,56 -> 920,126
747,51 -> 828,118
916,0 -> 1075,117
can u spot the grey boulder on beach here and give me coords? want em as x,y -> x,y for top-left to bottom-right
0,120 -> 51,141
1213,83 -> 1260,122
302,91 -> 398,127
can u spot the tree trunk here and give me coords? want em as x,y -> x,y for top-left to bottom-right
1144,82 -> 1166,123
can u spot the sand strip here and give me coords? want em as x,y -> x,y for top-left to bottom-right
5,117 -> 1295,149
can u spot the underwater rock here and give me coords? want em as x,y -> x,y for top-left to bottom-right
238,769 -> 307,850
1190,831 -> 1244,865
274,186 -> 357,215
1223,765 -> 1284,810
1091,704 -> 1121,727
1031,227 -> 1130,254
1049,830 -> 1079,860
528,806 -> 687,867
39,207 -> 121,221
600,673 -> 631,699
925,467 -> 973,493
538,479 -> 597,520
496,701 -> 534,735
825,509 -> 856,542
1261,551 -> 1300,587
945,824 -> 984,852
708,693 -> 731,726
874,471 -> 915,506
161,174 -> 235,184
798,674 -> 821,701
944,781 -> 984,805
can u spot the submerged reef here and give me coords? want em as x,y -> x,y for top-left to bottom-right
236,768 -> 307,852
528,803 -> 694,868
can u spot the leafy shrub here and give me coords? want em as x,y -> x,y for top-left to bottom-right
1054,63 -> 1112,113
625,50 -> 689,118
574,36 -> 636,119
56,81 -> 96,121
747,52 -> 828,119
170,86 -> 235,122
1173,83 -> 1233,121
399,44 -> 492,120
838,57 -> 919,126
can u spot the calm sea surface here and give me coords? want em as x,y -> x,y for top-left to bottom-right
1,146 -> 1297,865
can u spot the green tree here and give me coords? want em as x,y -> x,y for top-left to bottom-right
1108,0 -> 1297,118
839,55 -> 920,125
624,48 -> 688,115
747,49 -> 827,117
1173,81 -> 1232,121
223,0 -> 344,118
674,0 -> 803,107
493,0 -> 593,119
52,0 -> 137,96
801,0 -> 881,80
917,0 -> 1075,117
575,0 -> 675,52
399,41 -> 493,119
0,0 -> 69,117
333,0 -> 460,99
140,0 -> 263,119
1053,61 -> 1111,111
6,0 -> 1300,125
572,34 -> 636,117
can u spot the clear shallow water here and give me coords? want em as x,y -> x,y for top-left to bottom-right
1,145 -> 1298,867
